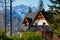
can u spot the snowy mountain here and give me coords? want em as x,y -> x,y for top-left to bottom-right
5,5 -> 38,29
1,5 -> 38,34
6,5 -> 38,24
6,9 -> 21,26
13,5 -> 38,18
0,5 -> 38,32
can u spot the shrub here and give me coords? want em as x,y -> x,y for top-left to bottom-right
57,31 -> 60,38
20,31 -> 42,40
0,30 -> 11,40
0,29 -> 6,40
0,30 -> 42,40
12,35 -> 18,40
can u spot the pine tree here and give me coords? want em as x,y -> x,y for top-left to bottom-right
48,0 -> 60,36
38,0 -> 44,11
28,6 -> 32,13
48,0 -> 60,10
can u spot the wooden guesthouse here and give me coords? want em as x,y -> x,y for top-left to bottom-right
20,7 -> 52,40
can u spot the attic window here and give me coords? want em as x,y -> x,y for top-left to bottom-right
38,16 -> 40,17
38,16 -> 43,18
40,17 -> 43,18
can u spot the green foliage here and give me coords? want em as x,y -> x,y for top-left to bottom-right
49,0 -> 60,10
56,0 -> 60,4
12,35 -> 18,40
20,31 -> 42,40
57,31 -> 60,37
43,2 -> 60,37
0,30 -> 5,38
0,30 -> 42,40
47,8 -> 60,37
0,29 -> 12,40
0,29 -> 6,40
47,12 -> 54,24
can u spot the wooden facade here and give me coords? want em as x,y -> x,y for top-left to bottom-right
30,11 -> 49,26
22,18 -> 29,26
20,11 -> 52,40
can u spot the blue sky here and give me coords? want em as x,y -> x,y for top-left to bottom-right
12,0 -> 52,11
0,0 -> 52,11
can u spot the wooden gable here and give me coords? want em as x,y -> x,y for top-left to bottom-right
30,11 -> 49,26
21,11 -> 49,27
35,12 -> 45,20
22,18 -> 29,26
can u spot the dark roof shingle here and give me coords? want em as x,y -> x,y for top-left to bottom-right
26,12 -> 37,20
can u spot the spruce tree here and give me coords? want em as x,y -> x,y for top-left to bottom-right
48,0 -> 60,10
38,0 -> 44,11
28,6 -> 32,13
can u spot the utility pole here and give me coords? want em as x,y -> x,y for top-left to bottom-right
10,0 -> 12,36
5,0 -> 6,34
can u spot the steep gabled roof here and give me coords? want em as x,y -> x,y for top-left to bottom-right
25,12 -> 38,20
21,11 -> 50,26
